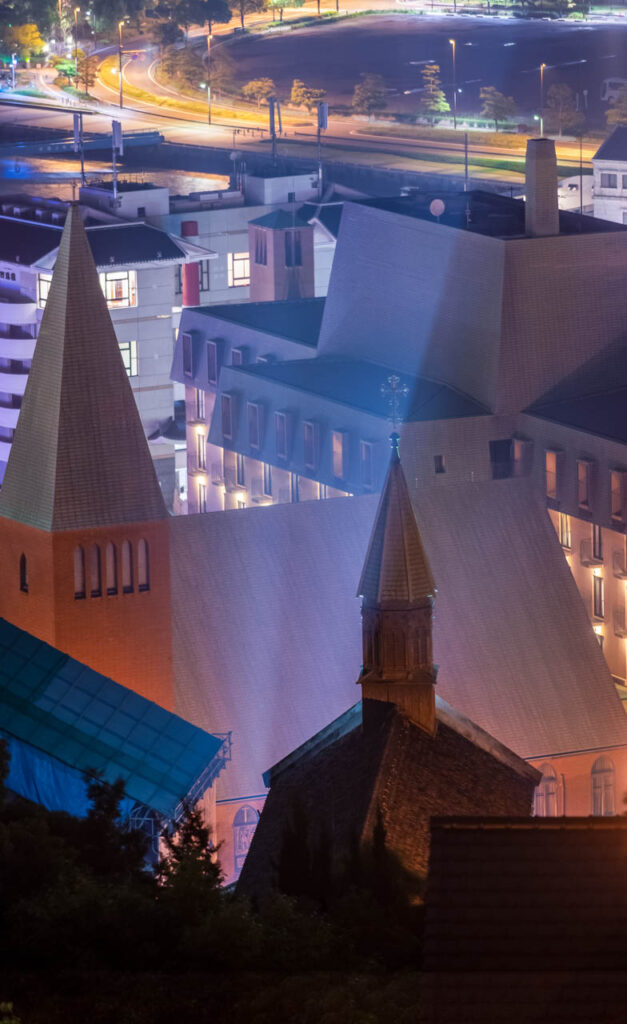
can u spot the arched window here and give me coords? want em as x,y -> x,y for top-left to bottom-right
535,763 -> 559,817
233,804 -> 258,873
121,540 -> 133,594
19,553 -> 28,594
89,544 -> 101,598
137,539 -> 150,592
105,542 -> 118,596
592,756 -> 616,816
74,546 -> 85,600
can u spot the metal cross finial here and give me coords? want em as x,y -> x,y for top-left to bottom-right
381,374 -> 409,432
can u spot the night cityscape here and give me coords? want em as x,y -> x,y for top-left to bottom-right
0,0 -> 627,1020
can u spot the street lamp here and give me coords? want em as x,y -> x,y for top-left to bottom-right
118,20 -> 124,109
449,39 -> 457,130
539,62 -> 546,136
206,30 -> 212,125
74,6 -> 80,75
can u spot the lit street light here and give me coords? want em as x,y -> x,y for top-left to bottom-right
539,62 -> 546,136
118,20 -> 124,109
449,39 -> 457,130
206,30 -> 212,125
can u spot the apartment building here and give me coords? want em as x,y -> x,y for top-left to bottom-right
593,126 -> 627,223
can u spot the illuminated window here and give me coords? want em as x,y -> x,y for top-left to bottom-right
195,388 -> 205,420
74,545 -> 85,600
263,462 -> 272,497
89,544 -> 101,598
19,553 -> 28,594
254,229 -> 267,265
98,270 -> 137,308
545,450 -> 558,500
535,763 -> 558,817
118,339 -> 138,378
593,524 -> 603,561
182,333 -> 193,378
593,575 -> 605,619
236,453 -> 245,487
434,454 -> 446,475
106,542 -> 117,596
611,470 -> 625,521
122,540 -> 134,594
196,431 -> 206,470
221,394 -> 233,440
227,252 -> 250,287
207,341 -> 218,385
601,172 -> 617,188
577,459 -> 591,509
37,273 -> 52,308
591,756 -> 615,816
332,430 -> 348,480
198,482 -> 207,514
233,804 -> 258,873
303,421 -> 317,470
558,513 -> 571,549
361,441 -> 374,487
248,403 -> 261,450
137,539 -> 149,592
237,499 -> 246,510
285,230 -> 302,267
275,412 -> 288,460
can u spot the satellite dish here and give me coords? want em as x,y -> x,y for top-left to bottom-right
430,198 -> 446,219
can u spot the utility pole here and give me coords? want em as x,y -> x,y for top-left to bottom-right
118,20 -> 124,108
206,28 -> 212,125
74,6 -> 80,77
73,111 -> 85,185
317,101 -> 328,199
112,119 -> 123,202
539,62 -> 546,136
449,38 -> 457,130
464,130 -> 469,191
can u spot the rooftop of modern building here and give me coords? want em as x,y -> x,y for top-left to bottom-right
527,334 -> 627,444
356,190 -> 625,238
80,179 -> 164,193
228,357 -> 490,421
593,126 -> 627,162
248,208 -> 311,230
187,297 -> 325,347
245,167 -> 318,180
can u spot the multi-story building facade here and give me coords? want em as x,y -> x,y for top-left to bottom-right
592,126 -> 627,224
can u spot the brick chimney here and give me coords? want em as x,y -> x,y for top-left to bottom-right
525,138 -> 559,238
181,220 -> 200,307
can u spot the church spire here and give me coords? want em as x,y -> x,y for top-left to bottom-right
0,204 -> 166,531
357,434 -> 438,733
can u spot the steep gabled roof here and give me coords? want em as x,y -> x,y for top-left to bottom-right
358,440 -> 436,605
0,204 -> 167,531
594,126 -> 627,162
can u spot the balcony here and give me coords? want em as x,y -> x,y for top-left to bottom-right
614,606 -> 627,639
250,477 -> 272,504
580,538 -> 603,567
613,551 -> 627,580
0,292 -> 36,326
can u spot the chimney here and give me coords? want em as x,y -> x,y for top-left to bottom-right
181,220 -> 200,307
525,138 -> 559,237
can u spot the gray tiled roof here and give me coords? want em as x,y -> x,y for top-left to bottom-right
248,209 -> 310,230
188,298 -> 324,347
0,205 -> 167,531
594,126 -> 627,162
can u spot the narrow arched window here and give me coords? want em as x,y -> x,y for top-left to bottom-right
74,546 -> 85,600
105,542 -> 118,596
89,544 -> 101,598
592,756 -> 616,816
137,539 -> 150,592
535,763 -> 558,817
19,553 -> 28,594
233,804 -> 259,873
121,540 -> 134,594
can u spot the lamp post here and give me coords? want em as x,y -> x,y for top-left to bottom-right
449,38 -> 457,130
539,62 -> 546,136
10,53 -> 16,90
118,19 -> 124,108
206,28 -> 212,125
74,6 -> 80,76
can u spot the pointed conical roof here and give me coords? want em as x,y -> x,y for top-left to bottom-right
358,436 -> 435,605
0,205 -> 166,531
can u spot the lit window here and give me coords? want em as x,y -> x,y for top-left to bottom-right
227,252 -> 250,287
248,403 -> 261,450
535,763 -> 558,817
545,450 -> 558,500
577,459 -> 591,509
593,575 -> 605,619
195,388 -> 205,420
611,470 -> 625,521
98,270 -> 137,308
196,431 -> 206,470
275,411 -> 288,459
291,472 -> 299,503
592,524 -> 603,562
118,339 -> 138,378
121,540 -> 134,594
263,462 -> 272,497
221,394 -> 233,440
434,454 -> 446,475
361,441 -> 374,487
237,499 -> 246,510
558,513 -> 571,550
19,553 -> 28,594
236,453 -> 245,487
198,482 -> 207,514
233,805 -> 258,873
601,172 -> 618,189
207,341 -> 218,385
74,545 -> 85,600
137,539 -> 149,592
254,229 -> 267,265
89,544 -> 101,598
303,421 -> 317,470
591,756 -> 615,816
285,230 -> 302,267
37,273 -> 52,308
182,333 -> 193,378
105,542 -> 117,596
332,430 -> 347,479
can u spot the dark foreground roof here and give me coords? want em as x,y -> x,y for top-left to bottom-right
594,126 -> 627,162
231,358 -> 489,421
0,618 -> 223,820
188,298 -> 325,347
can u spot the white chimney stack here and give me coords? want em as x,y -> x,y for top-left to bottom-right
525,138 -> 559,237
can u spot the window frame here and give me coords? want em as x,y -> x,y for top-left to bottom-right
593,574 -> 605,619
601,172 -> 618,189
247,402 -> 261,451
275,411 -> 288,460
303,420 -> 318,471
182,332 -> 193,378
37,273 -> 52,309
207,340 -> 219,386
98,269 -> 137,308
332,430 -> 348,480
227,251 -> 250,288
221,393 -> 233,440
118,339 -> 138,378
